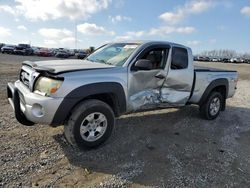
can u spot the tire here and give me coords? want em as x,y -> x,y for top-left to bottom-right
64,99 -> 115,150
199,92 -> 223,120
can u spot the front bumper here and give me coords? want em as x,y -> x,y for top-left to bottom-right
7,81 -> 63,125
7,83 -> 34,126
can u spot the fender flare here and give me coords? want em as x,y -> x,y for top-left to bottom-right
198,78 -> 229,105
51,82 -> 126,125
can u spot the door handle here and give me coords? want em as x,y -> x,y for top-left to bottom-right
155,73 -> 165,79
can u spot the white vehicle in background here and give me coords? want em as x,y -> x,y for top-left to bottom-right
211,58 -> 219,62
230,57 -> 244,63
1,45 -> 16,54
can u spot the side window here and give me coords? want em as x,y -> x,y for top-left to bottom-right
139,48 -> 169,70
171,47 -> 188,70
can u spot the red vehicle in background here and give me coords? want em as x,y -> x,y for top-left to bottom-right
36,48 -> 53,57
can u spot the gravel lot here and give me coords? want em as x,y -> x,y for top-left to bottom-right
0,54 -> 250,187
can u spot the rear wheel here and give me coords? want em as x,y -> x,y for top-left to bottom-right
64,99 -> 115,150
199,92 -> 223,120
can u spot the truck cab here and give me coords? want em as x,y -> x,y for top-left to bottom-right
125,42 -> 194,111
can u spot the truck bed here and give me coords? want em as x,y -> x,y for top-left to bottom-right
188,66 -> 238,104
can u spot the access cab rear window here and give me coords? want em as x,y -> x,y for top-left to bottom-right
171,47 -> 188,70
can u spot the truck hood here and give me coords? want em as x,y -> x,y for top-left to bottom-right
23,59 -> 115,74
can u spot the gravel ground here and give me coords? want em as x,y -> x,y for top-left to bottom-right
0,54 -> 250,187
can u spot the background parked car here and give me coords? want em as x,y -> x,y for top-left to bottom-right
36,48 -> 53,57
68,49 -> 75,56
211,58 -> 219,62
222,58 -> 230,63
14,44 -> 33,55
76,50 -> 88,59
242,58 -> 250,64
32,47 -> 40,56
196,56 -> 210,62
55,50 -> 70,58
1,45 -> 16,54
230,57 -> 244,63
0,43 -> 5,49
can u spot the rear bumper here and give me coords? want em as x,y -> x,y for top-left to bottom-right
7,81 -> 64,126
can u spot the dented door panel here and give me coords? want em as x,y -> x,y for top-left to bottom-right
159,46 -> 194,105
127,45 -> 194,112
130,89 -> 161,110
160,69 -> 193,105
128,69 -> 165,111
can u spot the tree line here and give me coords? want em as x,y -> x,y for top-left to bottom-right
196,49 -> 250,59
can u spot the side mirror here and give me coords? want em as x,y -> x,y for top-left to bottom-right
133,59 -> 153,71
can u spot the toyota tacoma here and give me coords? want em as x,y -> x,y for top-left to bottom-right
7,41 -> 238,149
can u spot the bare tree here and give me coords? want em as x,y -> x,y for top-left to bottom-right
198,49 -> 239,58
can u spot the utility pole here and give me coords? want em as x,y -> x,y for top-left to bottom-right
75,20 -> 77,49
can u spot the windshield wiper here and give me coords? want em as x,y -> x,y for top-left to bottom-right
86,58 -> 94,62
95,59 -> 106,64
105,62 -> 113,65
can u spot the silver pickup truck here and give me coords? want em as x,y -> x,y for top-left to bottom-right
7,41 -> 238,149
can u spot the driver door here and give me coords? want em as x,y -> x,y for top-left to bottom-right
127,45 -> 170,112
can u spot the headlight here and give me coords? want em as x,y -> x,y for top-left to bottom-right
34,76 -> 63,96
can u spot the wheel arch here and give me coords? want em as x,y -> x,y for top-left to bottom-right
51,82 -> 126,126
198,78 -> 228,107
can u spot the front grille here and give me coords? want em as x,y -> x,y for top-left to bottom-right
20,69 -> 30,88
19,65 -> 39,90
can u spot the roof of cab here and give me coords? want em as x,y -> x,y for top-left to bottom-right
109,40 -> 189,49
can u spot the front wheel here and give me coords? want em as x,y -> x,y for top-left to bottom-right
64,99 -> 115,150
199,92 -> 223,120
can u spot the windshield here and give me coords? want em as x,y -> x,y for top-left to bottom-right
86,43 -> 140,66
